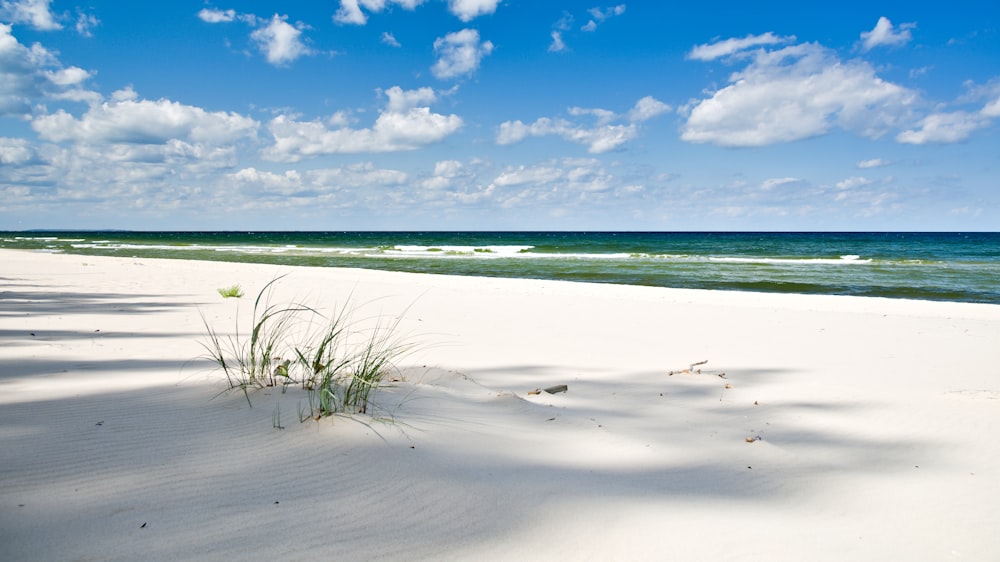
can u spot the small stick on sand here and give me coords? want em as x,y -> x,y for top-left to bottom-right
668,360 -> 725,378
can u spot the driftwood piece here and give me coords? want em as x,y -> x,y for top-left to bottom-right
528,384 -> 568,395
668,359 -> 726,378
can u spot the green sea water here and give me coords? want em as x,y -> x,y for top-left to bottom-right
3,231 -> 998,304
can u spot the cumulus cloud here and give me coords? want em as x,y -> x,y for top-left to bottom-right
309,161 -> 408,188
548,31 -> 567,53
32,87 -> 259,146
981,96 -> 1000,117
229,163 -> 408,201
0,23 -> 100,115
422,159 -> 469,189
581,4 -> 625,32
568,106 -> 616,125
447,0 -> 501,22
334,0 -> 427,25
469,158 -> 617,208
334,0 -> 498,24
0,136 -> 35,164
231,167 -> 303,194
681,41 -> 916,147
498,96 -> 669,153
895,111 -> 991,144
498,119 -> 637,154
431,29 -> 493,79
199,9 -> 315,66
0,0 -> 61,31
687,32 -> 792,61
859,17 -> 915,52
2,55 -> 286,214
43,66 -> 90,86
250,15 -> 314,66
198,8 -> 237,23
835,176 -> 873,191
263,86 -> 463,161
383,85 -> 437,112
628,96 -> 672,122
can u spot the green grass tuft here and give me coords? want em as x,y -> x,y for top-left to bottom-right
201,276 -> 412,420
217,284 -> 244,298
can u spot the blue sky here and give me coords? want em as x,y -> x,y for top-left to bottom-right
0,0 -> 998,230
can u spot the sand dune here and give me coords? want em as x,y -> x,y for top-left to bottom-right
1,249 -> 998,560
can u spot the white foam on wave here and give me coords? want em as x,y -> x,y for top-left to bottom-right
706,255 -> 873,265
386,245 -> 534,256
72,243 -> 199,251
58,241 -> 870,266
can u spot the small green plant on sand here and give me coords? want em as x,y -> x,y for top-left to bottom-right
217,284 -> 244,298
202,276 -> 311,404
201,276 -> 412,419
298,310 -> 412,419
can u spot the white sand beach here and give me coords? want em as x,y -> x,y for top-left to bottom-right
1,248 -> 998,561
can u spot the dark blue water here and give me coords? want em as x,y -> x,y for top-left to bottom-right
2,231 -> 998,304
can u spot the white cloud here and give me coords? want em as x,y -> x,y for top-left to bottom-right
493,164 -> 564,187
310,161 -> 408,188
32,88 -> 260,146
43,66 -> 90,86
857,158 -> 890,169
0,23 -> 100,115
232,167 -> 304,194
263,86 -> 462,161
422,159 -> 467,189
687,32 -> 792,61
111,86 -> 138,102
199,9 -> 317,66
161,161 -> 414,215
498,96 -> 667,153
498,118 -> 637,154
382,85 -> 438,112
582,4 -> 625,32
334,0 -> 427,25
447,0 -> 501,22
681,42 -> 916,147
74,11 -> 99,36
431,29 -> 493,79
761,177 -> 800,190
627,96 -> 671,122
0,136 -> 34,164
381,32 -> 401,47
0,0 -> 62,31
568,106 -> 616,125
433,159 -> 464,177
860,17 -> 915,52
250,15 -> 314,66
334,0 -> 377,25
895,110 -> 990,144
198,8 -> 236,23
548,31 -> 567,53
835,176 -> 872,190
473,158 -> 617,208
981,96 -> 1000,118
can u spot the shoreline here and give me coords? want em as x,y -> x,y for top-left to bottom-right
2,249 -> 999,560
4,231 -> 999,305
3,247 -> 999,310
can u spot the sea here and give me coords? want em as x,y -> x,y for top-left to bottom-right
2,231 -> 998,304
